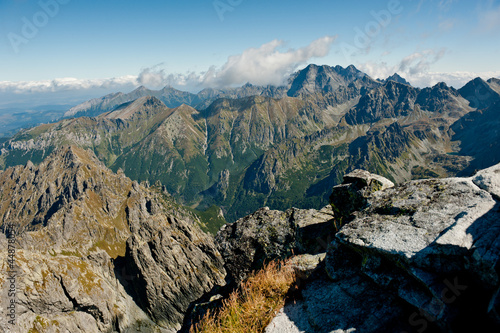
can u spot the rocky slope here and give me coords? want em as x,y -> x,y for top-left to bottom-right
451,100 -> 500,174
0,143 -> 499,332
0,146 -> 226,332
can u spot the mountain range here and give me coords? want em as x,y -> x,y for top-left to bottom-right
1,64 -> 500,332
1,64 -> 499,224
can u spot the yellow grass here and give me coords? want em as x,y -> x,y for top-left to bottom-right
191,260 -> 297,333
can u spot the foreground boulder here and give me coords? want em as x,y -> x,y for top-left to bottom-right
267,163 -> 500,332
329,169 -> 394,224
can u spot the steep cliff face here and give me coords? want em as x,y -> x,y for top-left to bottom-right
344,80 -> 419,125
451,101 -> 500,174
0,146 -> 226,332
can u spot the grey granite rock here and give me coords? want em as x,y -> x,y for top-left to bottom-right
124,215 -> 226,330
216,206 -> 336,283
216,207 -> 296,283
329,169 -> 394,224
267,164 -> 500,333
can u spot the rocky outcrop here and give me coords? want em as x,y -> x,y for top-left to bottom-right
124,212 -> 226,330
216,206 -> 336,284
329,169 -> 394,223
266,163 -> 500,332
0,146 -> 226,332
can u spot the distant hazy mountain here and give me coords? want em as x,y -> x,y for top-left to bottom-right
2,65 -> 499,222
0,104 -> 72,138
378,73 -> 411,86
64,86 -> 202,118
64,83 -> 289,119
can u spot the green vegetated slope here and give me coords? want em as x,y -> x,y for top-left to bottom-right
2,65 -> 499,226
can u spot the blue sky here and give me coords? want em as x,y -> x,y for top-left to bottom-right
0,0 -> 499,104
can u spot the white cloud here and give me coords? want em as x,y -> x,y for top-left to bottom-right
0,76 -> 138,94
358,49 -> 500,88
151,35 -> 338,89
0,36 -> 337,95
200,36 -> 337,87
1,40 -> 498,100
397,49 -> 446,75
137,64 -> 168,87
409,71 -> 500,88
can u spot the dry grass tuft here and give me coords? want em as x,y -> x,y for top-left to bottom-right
191,260 -> 297,333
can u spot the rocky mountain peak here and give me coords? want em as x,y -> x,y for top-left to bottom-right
487,77 -> 500,95
0,146 -> 226,332
103,96 -> 168,120
64,91 -> 126,118
458,77 -> 500,109
344,80 -> 418,125
379,73 -> 411,86
287,64 -> 370,97
432,81 -> 449,89
131,85 -> 150,94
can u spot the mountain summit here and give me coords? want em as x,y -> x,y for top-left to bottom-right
287,64 -> 377,97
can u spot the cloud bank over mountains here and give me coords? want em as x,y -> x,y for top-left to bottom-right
359,48 -> 500,88
0,36 -> 337,96
137,35 -> 338,89
1,36 -> 498,99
